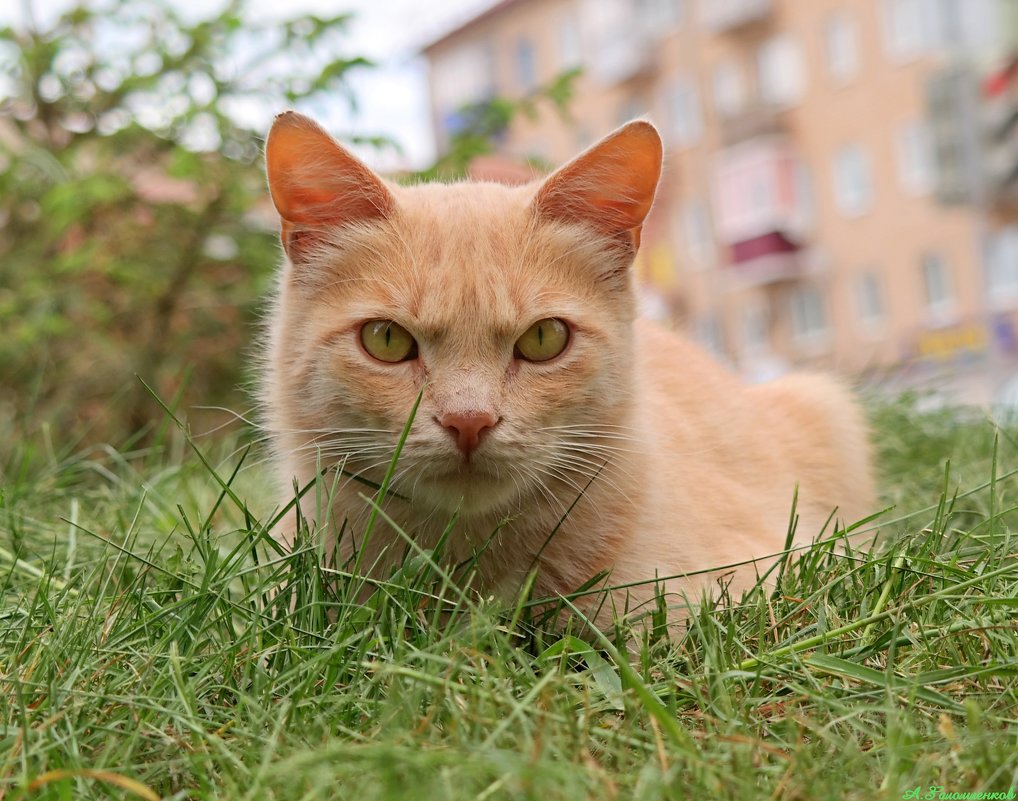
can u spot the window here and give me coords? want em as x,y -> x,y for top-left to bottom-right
432,43 -> 496,112
790,286 -> 829,342
636,0 -> 685,30
987,227 -> 1018,303
665,77 -> 702,147
956,0 -> 1002,51
515,38 -> 537,92
825,12 -> 860,83
897,120 -> 935,195
681,199 -> 714,267
930,0 -> 1001,50
746,165 -> 775,209
882,0 -> 932,61
883,0 -> 1000,56
558,15 -> 582,69
742,298 -> 770,353
832,144 -> 874,217
921,252 -> 955,316
757,35 -> 805,107
714,140 -> 811,242
712,60 -> 746,119
857,271 -> 886,328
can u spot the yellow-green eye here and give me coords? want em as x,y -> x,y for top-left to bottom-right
360,320 -> 417,363
515,318 -> 569,362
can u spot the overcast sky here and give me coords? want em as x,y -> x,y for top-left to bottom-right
1,0 -> 498,169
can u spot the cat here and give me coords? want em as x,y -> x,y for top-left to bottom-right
260,110 -> 875,626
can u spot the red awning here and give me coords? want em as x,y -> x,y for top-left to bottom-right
730,230 -> 799,264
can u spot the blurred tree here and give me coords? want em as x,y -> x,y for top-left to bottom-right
0,0 -> 373,443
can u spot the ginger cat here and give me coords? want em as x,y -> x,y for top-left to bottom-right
261,111 -> 875,624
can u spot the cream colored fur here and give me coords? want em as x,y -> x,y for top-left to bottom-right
261,112 -> 875,625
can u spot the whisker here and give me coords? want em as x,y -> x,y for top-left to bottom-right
544,454 -> 633,503
531,463 -> 602,515
521,463 -> 571,513
549,449 -> 639,483
535,423 -> 639,434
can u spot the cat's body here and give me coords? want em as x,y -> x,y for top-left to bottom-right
262,112 -> 874,623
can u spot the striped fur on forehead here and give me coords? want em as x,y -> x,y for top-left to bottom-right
286,187 -> 639,339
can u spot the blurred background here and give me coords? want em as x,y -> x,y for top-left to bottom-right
3,0 -> 1018,447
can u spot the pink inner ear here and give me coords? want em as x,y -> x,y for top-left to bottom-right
266,111 -> 394,232
281,186 -> 349,225
534,121 -> 663,242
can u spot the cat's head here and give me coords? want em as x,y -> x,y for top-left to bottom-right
264,112 -> 662,517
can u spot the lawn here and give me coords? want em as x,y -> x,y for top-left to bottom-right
1,397 -> 1017,800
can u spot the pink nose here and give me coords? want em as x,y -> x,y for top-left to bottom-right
439,411 -> 498,457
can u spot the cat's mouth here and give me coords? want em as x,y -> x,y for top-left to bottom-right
433,457 -> 502,482
408,454 -> 522,514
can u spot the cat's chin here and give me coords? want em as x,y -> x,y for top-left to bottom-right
411,464 -> 522,517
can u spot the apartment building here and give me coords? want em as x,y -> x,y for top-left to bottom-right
423,0 -> 1018,403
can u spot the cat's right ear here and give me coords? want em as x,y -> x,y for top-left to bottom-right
532,121 -> 662,251
265,111 -> 395,262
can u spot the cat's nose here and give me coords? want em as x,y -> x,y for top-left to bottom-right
438,411 -> 498,458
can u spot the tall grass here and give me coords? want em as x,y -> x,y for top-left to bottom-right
1,396 -> 1016,800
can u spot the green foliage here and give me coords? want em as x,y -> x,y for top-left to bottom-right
1,398 -> 1017,799
0,0 -> 372,443
411,68 -> 580,182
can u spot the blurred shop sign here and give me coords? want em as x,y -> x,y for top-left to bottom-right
915,322 -> 988,361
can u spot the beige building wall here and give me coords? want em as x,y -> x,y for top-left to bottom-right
424,0 -> 1018,404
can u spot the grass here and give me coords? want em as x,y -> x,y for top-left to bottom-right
1,396 -> 1017,800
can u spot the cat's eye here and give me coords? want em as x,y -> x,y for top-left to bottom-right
360,320 -> 418,363
515,318 -> 569,362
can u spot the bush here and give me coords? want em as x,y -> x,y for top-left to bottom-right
0,0 -> 372,443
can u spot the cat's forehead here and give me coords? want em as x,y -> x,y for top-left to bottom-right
325,180 -> 615,338
385,181 -> 558,323
395,180 -> 535,247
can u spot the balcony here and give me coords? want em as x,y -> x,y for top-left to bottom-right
585,0 -> 658,85
712,137 -> 812,287
927,60 -> 1018,207
700,0 -> 773,34
719,102 -> 786,146
728,232 -> 804,288
590,30 -> 657,85
713,138 -> 810,240
982,61 -> 1018,206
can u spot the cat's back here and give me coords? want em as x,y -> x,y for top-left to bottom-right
633,318 -> 751,439
632,318 -> 874,535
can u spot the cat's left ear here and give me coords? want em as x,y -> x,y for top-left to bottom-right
265,111 -> 395,263
532,121 -> 663,250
